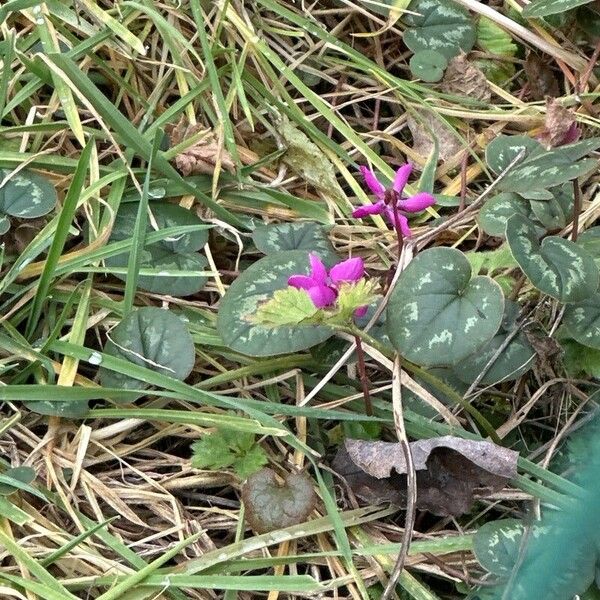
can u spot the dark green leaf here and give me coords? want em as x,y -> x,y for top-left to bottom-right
563,293 -> 600,349
0,168 -> 57,219
0,467 -> 36,496
523,0 -> 594,18
409,49 -> 448,82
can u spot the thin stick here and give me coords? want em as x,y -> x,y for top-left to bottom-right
382,357 -> 417,600
354,335 -> 373,416
572,179 -> 581,242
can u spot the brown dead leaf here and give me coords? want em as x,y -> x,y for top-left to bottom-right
441,54 -> 491,102
538,98 -> 581,149
524,52 -> 559,100
333,436 -> 518,516
407,111 -> 463,166
165,117 -> 235,176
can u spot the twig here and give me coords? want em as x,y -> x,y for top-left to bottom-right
354,335 -> 373,416
381,357 -> 417,600
572,179 -> 581,242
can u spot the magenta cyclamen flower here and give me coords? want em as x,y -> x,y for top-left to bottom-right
353,164 -> 436,236
288,253 -> 367,316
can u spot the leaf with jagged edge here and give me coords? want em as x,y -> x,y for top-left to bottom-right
253,287 -> 318,327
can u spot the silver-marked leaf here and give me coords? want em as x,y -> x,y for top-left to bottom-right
0,215 -> 9,235
485,135 -> 541,175
403,0 -> 476,59
523,0 -> 594,17
409,49 -> 448,82
252,222 -> 337,265
563,294 -> 600,349
0,168 -> 57,219
24,399 -> 90,418
578,227 -> 600,260
529,185 -> 573,231
106,202 -> 209,297
498,138 -> 600,193
99,307 -> 195,391
506,214 -> 599,303
454,301 -> 535,385
478,193 -> 534,237
217,250 -> 332,357
386,247 -> 504,366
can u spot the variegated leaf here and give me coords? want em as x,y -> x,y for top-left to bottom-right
523,0 -> 595,18
0,168 -> 57,219
506,214 -> 599,303
217,250 -> 332,357
563,294 -> 600,349
386,247 -> 504,366
478,193 -> 535,238
485,135 -> 541,175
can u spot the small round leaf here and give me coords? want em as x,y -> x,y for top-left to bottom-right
217,250 -> 332,357
386,247 -> 504,367
473,519 -> 526,577
99,307 -> 195,390
252,222 -> 337,264
106,203 -> 210,297
506,214 -> 599,303
563,294 -> 600,349
0,168 -> 58,219
410,50 -> 448,82
242,468 -> 316,534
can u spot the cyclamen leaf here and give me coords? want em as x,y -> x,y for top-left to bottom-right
563,339 -> 600,378
253,287 -> 318,327
217,251 -> 332,357
386,247 -> 504,366
409,49 -> 447,82
506,215 -> 599,303
0,168 -> 57,220
403,0 -> 476,59
563,294 -> 600,349
0,467 -> 36,496
99,307 -> 195,392
523,0 -> 595,18
485,135 -> 542,175
478,193 -> 535,238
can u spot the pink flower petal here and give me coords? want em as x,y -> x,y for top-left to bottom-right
308,253 -> 328,285
560,123 -> 581,146
398,192 -> 436,213
359,166 -> 385,199
386,208 -> 412,237
308,285 -> 337,308
392,164 -> 412,194
330,257 -> 364,283
354,305 -> 368,318
352,201 -> 386,219
288,275 -> 317,290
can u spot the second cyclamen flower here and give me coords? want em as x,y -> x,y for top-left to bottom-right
353,164 -> 436,236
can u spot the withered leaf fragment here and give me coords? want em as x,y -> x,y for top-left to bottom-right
441,54 -> 492,102
524,52 -> 559,100
333,436 -> 518,516
538,98 -> 581,149
166,118 -> 235,176
407,111 -> 463,165
242,468 -> 317,534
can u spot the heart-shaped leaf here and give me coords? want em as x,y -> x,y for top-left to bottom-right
0,467 -> 36,496
99,307 -> 195,391
252,222 -> 337,265
217,250 -> 333,357
0,168 -> 58,229
454,301 -> 535,385
387,247 -> 504,366
506,214 -> 599,303
409,49 -> 448,82
242,468 -> 316,534
523,0 -> 595,18
578,227 -> 600,261
529,185 -> 573,231
496,138 -> 600,193
563,294 -> 600,349
105,202 -> 210,297
485,135 -> 542,175
403,0 -> 476,59
478,193 -> 534,237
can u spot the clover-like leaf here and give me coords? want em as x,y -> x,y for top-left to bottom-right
242,468 -> 316,534
506,214 -> 599,303
217,251 -> 332,357
387,247 -> 504,367
0,168 -> 58,225
523,0 -> 595,17
0,467 -> 36,496
253,287 -> 318,327
403,0 -> 476,59
454,301 -> 535,385
252,222 -> 337,265
563,293 -> 600,349
409,49 -> 448,82
105,202 -> 210,297
478,193 -> 535,238
99,307 -> 195,391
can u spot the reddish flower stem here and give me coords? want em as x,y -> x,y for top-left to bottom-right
354,335 -> 373,416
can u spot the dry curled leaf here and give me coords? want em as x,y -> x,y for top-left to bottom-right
538,98 -> 581,149
407,111 -> 463,166
333,436 -> 518,516
441,54 -> 492,102
242,467 -> 317,533
166,118 -> 235,176
524,52 -> 559,100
